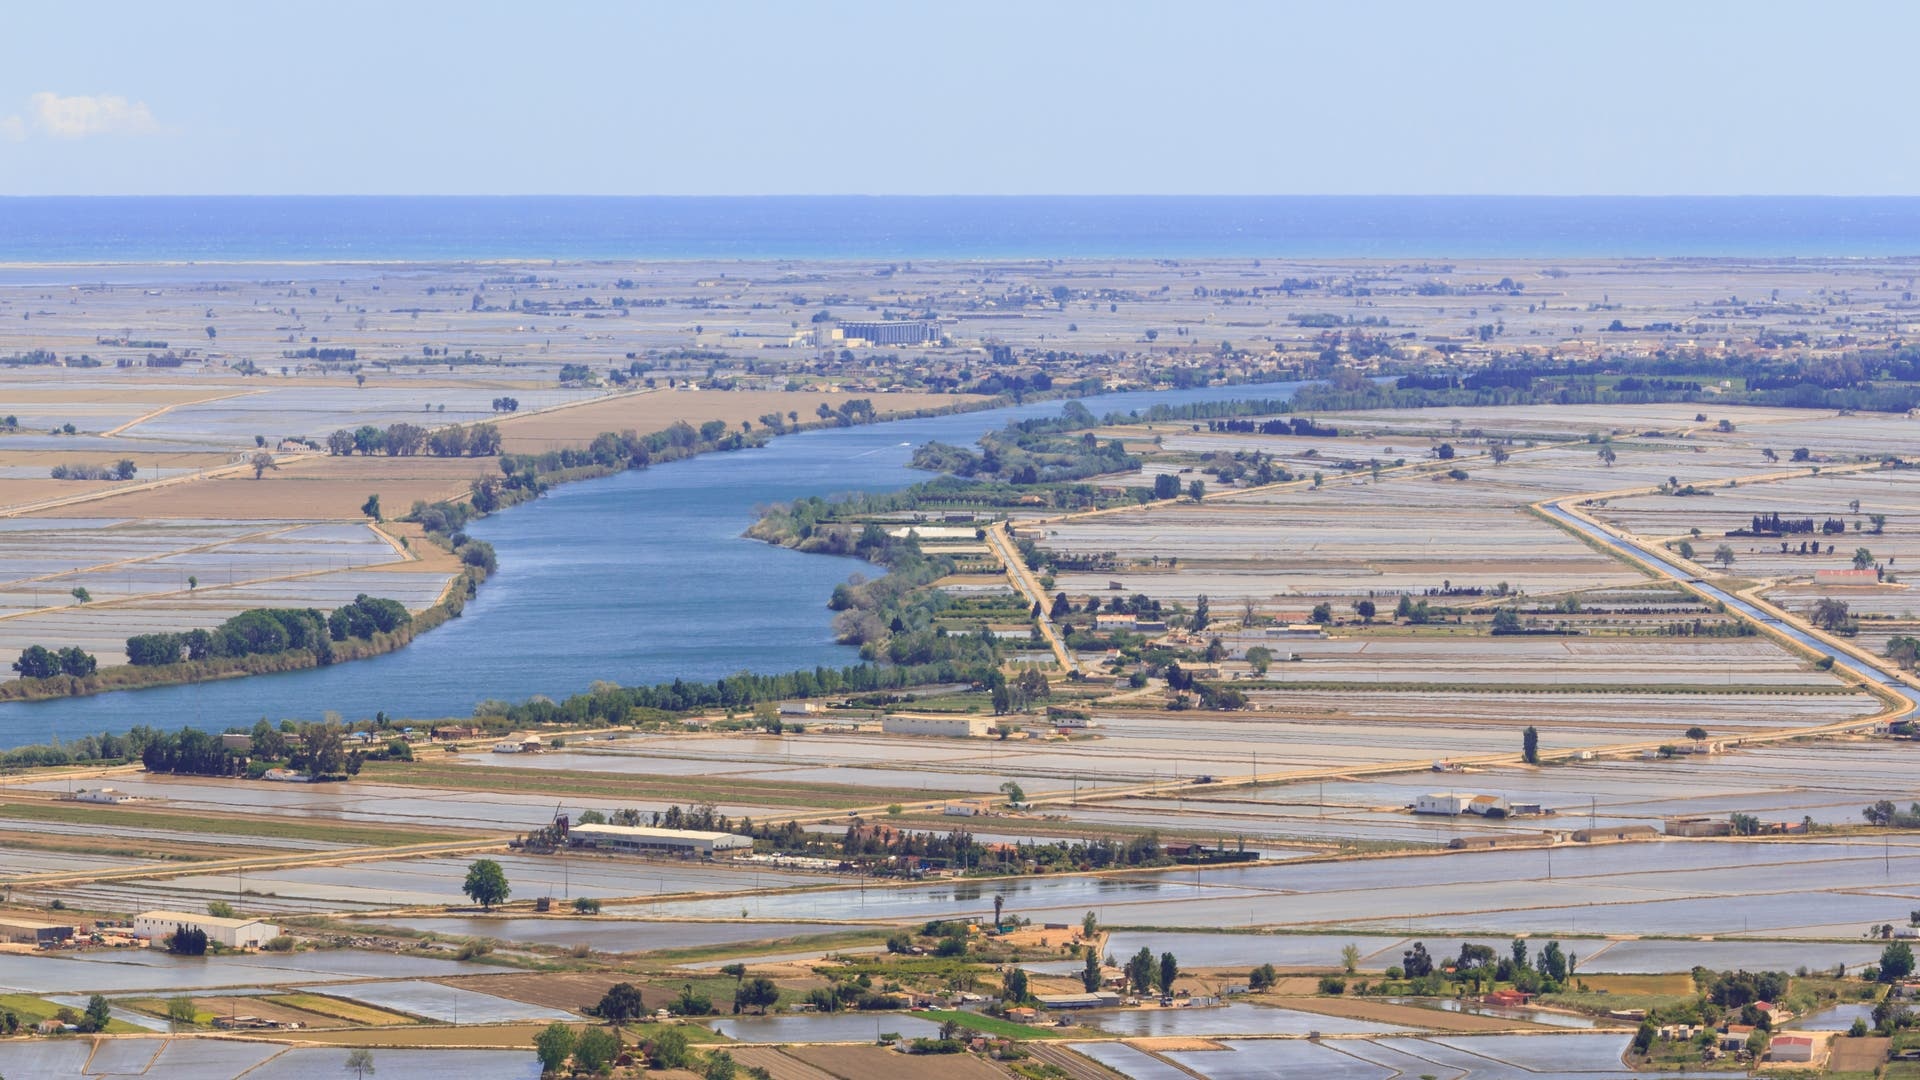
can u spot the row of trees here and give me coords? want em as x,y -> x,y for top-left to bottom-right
12,644 -> 97,679
125,595 -> 410,667
325,422 -> 502,457
48,459 -> 137,481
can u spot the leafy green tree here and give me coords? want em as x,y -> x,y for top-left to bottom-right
1341,944 -> 1361,974
732,977 -> 779,1015
1882,941 -> 1916,982
650,1027 -> 692,1069
1152,473 -> 1180,499
1854,547 -> 1876,570
1354,599 -> 1376,623
361,493 -> 381,521
83,994 -> 111,1033
463,858 -> 510,910
1127,947 -> 1155,994
166,995 -> 196,1029
702,1050 -> 738,1080
999,781 -> 1025,806
1244,646 -> 1272,676
1158,952 -> 1179,994
572,1026 -> 619,1073
1003,966 -> 1029,1004
1249,963 -> 1277,990
207,900 -> 235,919
596,982 -> 644,1022
1082,910 -> 1098,938
1081,949 -> 1103,992
533,1022 -> 575,1075
12,645 -> 62,679
1187,479 -> 1206,501
1522,726 -> 1539,765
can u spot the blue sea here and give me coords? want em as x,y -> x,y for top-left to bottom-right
3,196 -> 1920,262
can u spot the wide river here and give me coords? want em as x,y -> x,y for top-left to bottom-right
0,383 -> 1300,747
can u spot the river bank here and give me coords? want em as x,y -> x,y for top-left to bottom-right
0,381 -> 1305,746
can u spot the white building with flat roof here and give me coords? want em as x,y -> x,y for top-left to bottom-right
882,715 -> 991,738
567,823 -> 751,858
1414,792 -> 1477,816
133,910 -> 280,950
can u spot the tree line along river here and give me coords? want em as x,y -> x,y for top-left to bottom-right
0,383 -> 1302,748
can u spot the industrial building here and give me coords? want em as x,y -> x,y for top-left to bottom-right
566,823 -> 752,858
0,915 -> 74,945
882,715 -> 991,738
133,910 -> 281,950
834,321 -> 935,346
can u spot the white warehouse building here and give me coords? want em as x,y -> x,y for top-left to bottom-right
566,823 -> 752,858
134,910 -> 281,950
881,715 -> 991,738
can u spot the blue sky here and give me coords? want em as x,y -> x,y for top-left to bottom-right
0,0 -> 1911,196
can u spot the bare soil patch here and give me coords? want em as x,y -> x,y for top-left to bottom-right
34,455 -> 495,519
788,1044 -> 1009,1079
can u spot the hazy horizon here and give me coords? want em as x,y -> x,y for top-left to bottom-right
4,0 -> 1918,198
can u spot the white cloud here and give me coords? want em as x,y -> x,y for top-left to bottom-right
3,92 -> 164,140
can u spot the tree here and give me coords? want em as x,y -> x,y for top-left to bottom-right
1597,446 -> 1616,467
1082,910 -> 1099,938
733,976 -> 779,1015
1354,599 -> 1376,623
1522,726 -> 1539,765
208,900 -> 235,919
1812,597 -> 1854,632
1489,444 -> 1510,465
114,459 -> 138,481
250,452 -> 278,479
572,1027 -> 619,1073
1250,963 -> 1278,990
1127,947 -> 1155,994
57,646 -> 96,677
1158,952 -> 1179,995
166,995 -> 196,1029
12,645 -> 62,679
1244,646 -> 1273,676
1309,602 -> 1333,624
71,587 -> 91,604
1049,592 -> 1072,620
999,780 -> 1025,806
650,1028 -> 692,1069
533,1022 -> 575,1075
1882,941 -> 1916,982
302,720 -> 347,778
1854,547 -> 1875,570
463,858 -> 510,910
1674,539 -> 1695,561
1152,473 -> 1180,500
1003,966 -> 1029,1004
1402,942 -> 1434,978
993,891 -> 1007,928
361,494 -> 382,521
1187,479 -> 1206,502
1193,594 -> 1210,631
345,1048 -> 375,1079
1081,949 -> 1103,992
1341,944 -> 1361,974
597,982 -> 644,1022
1684,726 -> 1708,742
702,1051 -> 739,1080
83,994 -> 110,1033
1712,544 -> 1736,570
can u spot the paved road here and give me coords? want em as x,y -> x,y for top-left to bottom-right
1541,501 -> 1917,721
